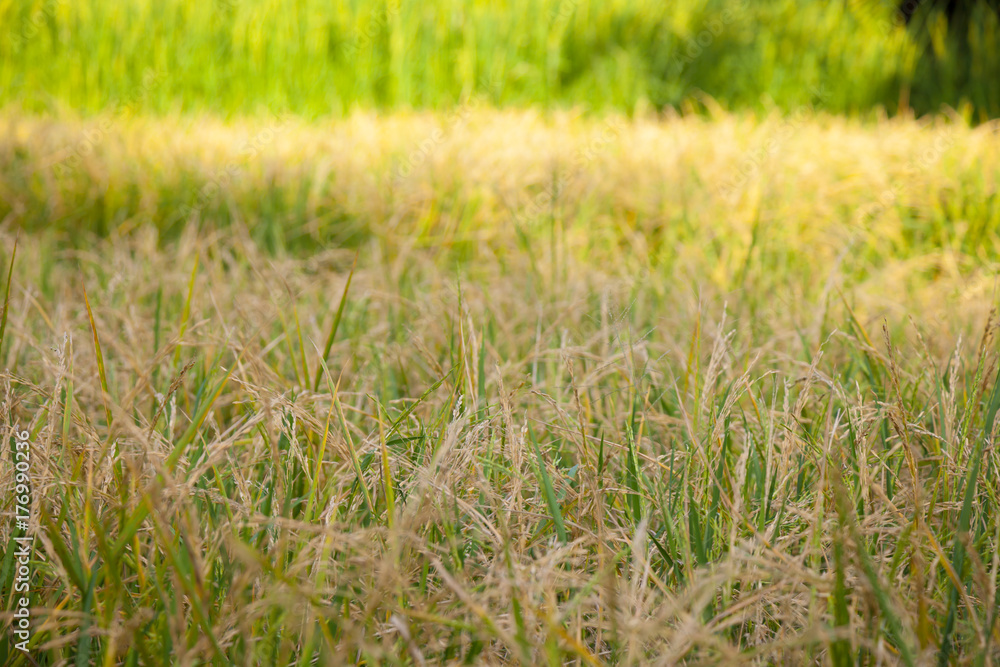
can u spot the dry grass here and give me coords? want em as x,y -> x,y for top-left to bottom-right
1,110 -> 1000,664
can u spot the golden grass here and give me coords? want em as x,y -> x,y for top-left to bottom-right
3,109 -> 998,313
0,109 -> 999,664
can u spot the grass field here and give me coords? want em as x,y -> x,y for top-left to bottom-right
2,0 -> 1000,119
4,0 -> 1000,664
1,108 -> 1000,664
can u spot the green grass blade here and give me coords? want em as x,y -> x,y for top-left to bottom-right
939,362 -> 1000,666
172,255 -> 199,368
39,503 -> 86,593
82,281 -> 113,431
0,235 -> 16,361
625,420 -> 642,525
830,513 -> 852,667
313,251 -> 358,392
74,570 -> 97,667
528,424 -> 567,544
317,356 -> 375,517
831,463 -> 915,667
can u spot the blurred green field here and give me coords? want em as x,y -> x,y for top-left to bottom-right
2,0 -> 1000,119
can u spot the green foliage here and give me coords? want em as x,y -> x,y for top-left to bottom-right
1,0 -> 999,118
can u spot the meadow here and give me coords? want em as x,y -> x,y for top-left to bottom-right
1,0 -> 999,119
0,108 -> 998,664
2,0 -> 1000,665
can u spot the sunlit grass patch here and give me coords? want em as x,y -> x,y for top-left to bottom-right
0,109 -> 999,664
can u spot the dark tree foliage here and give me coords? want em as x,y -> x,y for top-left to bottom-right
898,0 -> 1000,26
893,0 -> 1000,118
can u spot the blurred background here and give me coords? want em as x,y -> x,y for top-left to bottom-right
1,0 -> 999,120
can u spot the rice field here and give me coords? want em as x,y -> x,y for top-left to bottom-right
1,0 -> 999,118
4,0 -> 1000,664
0,108 -> 999,664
